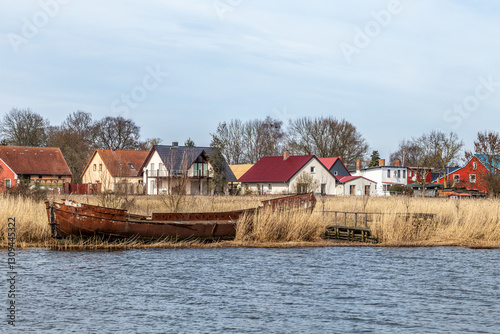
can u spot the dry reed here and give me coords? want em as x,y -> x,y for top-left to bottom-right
1,193 -> 499,249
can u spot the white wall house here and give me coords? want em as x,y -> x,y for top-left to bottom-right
141,144 -> 237,195
239,154 -> 337,195
351,159 -> 408,196
335,176 -> 377,196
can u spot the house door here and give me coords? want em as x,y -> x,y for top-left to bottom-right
150,179 -> 156,195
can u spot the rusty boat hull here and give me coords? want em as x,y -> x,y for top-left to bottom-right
45,193 -> 316,240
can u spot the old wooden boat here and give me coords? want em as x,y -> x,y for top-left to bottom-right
45,193 -> 316,240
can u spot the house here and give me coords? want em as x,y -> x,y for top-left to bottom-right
141,143 -> 237,195
229,164 -> 254,194
351,159 -> 408,196
81,149 -> 149,193
239,153 -> 337,195
318,157 -> 376,196
335,175 -> 377,196
0,146 -> 72,191
318,157 -> 351,177
435,154 -> 499,194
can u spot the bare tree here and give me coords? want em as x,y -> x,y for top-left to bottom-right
418,130 -> 464,188
0,108 -> 49,146
212,116 -> 285,164
210,119 -> 244,165
95,116 -> 141,150
390,139 -> 422,166
287,116 -> 368,169
292,172 -> 318,194
47,111 -> 97,183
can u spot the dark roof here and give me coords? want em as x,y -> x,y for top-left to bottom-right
96,149 -> 149,177
0,146 -> 72,176
239,155 -> 315,182
145,145 -> 237,182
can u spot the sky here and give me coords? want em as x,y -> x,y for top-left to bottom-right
1,0 -> 500,160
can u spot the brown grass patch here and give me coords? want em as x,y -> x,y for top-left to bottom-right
1,193 -> 499,249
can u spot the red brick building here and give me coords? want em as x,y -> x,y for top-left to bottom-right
0,146 -> 72,191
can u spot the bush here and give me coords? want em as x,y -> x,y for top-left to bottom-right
5,182 -> 48,202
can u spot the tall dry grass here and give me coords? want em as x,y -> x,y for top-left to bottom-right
235,209 -> 327,243
1,193 -> 499,248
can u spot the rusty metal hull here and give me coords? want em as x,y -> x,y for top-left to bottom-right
45,193 -> 316,240
46,201 -> 238,240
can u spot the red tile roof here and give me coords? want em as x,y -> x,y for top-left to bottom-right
90,149 -> 149,177
0,146 -> 72,176
318,157 -> 340,170
239,155 -> 315,182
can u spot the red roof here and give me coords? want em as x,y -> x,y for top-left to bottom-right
239,155 -> 315,182
318,157 -> 340,170
336,175 -> 376,183
0,146 -> 72,176
83,149 -> 149,177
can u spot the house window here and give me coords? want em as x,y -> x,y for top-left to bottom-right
349,185 -> 356,195
93,164 -> 96,171
469,174 -> 476,183
473,162 -> 477,170
394,171 -> 398,178
150,163 -> 155,170
128,163 -> 134,169
334,171 -> 338,176
402,170 -> 406,178
58,176 -> 62,180
268,184 -> 272,191
99,164 -> 103,171
387,170 -> 391,178
397,170 -> 401,178
453,174 -> 460,183
310,166 -> 315,173
321,183 -> 326,195
383,185 -> 390,192
365,185 -> 370,195
5,179 -> 11,188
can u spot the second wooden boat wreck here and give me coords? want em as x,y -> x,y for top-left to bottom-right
45,193 -> 316,240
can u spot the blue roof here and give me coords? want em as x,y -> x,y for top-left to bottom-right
475,154 -> 500,170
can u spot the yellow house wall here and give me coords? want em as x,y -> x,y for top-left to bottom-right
81,153 -> 115,192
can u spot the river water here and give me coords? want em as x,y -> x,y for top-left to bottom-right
1,247 -> 499,333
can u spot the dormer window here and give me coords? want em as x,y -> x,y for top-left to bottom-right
128,163 -> 135,170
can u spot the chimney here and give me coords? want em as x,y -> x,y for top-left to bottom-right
394,160 -> 401,167
379,159 -> 385,167
356,159 -> 361,170
283,151 -> 290,160
172,141 -> 178,147
109,147 -> 115,152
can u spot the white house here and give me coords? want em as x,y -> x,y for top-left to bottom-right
239,153 -> 337,195
351,159 -> 408,196
335,176 -> 377,196
140,143 -> 237,195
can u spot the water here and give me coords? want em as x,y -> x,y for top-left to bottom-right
1,247 -> 499,333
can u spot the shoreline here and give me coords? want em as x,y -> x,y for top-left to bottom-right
1,239 -> 499,251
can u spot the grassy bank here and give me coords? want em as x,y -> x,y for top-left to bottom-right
0,194 -> 499,249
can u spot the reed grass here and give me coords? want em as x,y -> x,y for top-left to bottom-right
0,193 -> 499,249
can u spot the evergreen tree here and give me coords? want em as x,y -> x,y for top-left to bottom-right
368,150 -> 380,167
